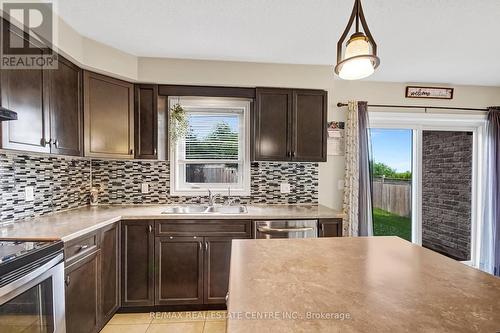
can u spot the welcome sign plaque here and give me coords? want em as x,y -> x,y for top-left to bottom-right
405,86 -> 454,100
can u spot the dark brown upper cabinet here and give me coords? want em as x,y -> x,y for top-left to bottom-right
134,84 -> 158,159
121,220 -> 154,307
254,87 -> 327,162
254,88 -> 292,161
0,19 -> 83,156
83,71 -> 134,159
48,56 -> 83,156
0,28 -> 49,153
292,89 -> 327,162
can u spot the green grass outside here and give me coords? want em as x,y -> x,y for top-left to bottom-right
373,208 -> 412,241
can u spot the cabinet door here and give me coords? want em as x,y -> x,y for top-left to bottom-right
100,223 -> 120,324
65,251 -> 100,333
121,220 -> 154,307
83,71 -> 134,158
49,55 -> 83,156
318,219 -> 343,237
0,28 -> 49,153
134,84 -> 158,159
254,88 -> 292,161
155,236 -> 204,305
204,237 -> 232,304
291,89 -> 327,162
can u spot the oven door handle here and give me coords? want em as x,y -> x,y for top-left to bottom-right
257,226 -> 314,233
0,253 -> 63,298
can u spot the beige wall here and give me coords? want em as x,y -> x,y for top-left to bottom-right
138,57 -> 500,210
53,17 -> 500,210
55,17 -> 138,80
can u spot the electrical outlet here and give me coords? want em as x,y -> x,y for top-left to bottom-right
25,186 -> 34,202
280,182 -> 291,194
141,183 -> 149,194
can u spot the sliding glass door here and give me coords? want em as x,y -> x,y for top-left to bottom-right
368,112 -> 486,265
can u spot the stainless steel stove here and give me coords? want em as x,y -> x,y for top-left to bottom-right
0,239 -> 66,333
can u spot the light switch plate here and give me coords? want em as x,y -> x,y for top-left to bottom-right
25,186 -> 34,202
141,183 -> 149,194
280,182 -> 291,194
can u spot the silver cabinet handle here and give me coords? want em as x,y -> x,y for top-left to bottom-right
54,139 -> 59,148
204,241 -> 208,251
154,148 -> 157,155
79,244 -> 89,251
41,138 -> 52,147
257,226 -> 314,233
148,225 -> 153,233
225,292 -> 229,303
65,275 -> 70,287
198,242 -> 202,251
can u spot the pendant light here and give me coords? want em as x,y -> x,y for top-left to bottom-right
334,0 -> 380,80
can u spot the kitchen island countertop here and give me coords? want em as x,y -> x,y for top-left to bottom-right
227,236 -> 500,333
0,204 -> 343,242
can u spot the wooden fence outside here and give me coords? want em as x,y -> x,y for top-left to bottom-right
372,178 -> 411,217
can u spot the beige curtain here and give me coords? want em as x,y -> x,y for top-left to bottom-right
343,101 -> 373,237
343,101 -> 360,236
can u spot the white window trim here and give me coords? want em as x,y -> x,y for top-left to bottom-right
369,111 -> 488,268
169,96 -> 251,197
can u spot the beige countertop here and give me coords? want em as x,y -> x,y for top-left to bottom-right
0,204 -> 343,242
227,236 -> 500,333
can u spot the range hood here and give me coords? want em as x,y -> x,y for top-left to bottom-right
0,107 -> 18,121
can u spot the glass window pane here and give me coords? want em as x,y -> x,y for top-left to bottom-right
185,114 -> 240,160
370,129 -> 413,242
185,163 -> 239,184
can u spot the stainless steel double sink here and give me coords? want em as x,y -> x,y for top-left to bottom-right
162,205 -> 247,215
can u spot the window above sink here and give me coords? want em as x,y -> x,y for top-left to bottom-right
170,97 -> 251,196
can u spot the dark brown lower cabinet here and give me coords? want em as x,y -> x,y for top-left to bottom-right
318,219 -> 343,237
204,237 -> 232,304
100,223 -> 120,324
154,235 -> 234,306
65,250 -> 100,333
155,236 -> 204,305
121,220 -> 155,307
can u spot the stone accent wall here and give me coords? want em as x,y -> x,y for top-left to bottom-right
422,131 -> 472,261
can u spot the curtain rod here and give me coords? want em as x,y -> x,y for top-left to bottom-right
336,102 -> 489,112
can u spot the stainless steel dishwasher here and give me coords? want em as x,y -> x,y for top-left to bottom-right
253,220 -> 318,239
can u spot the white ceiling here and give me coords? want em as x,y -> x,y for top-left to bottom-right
55,0 -> 500,86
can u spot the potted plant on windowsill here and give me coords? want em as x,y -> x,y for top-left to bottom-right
169,103 -> 189,142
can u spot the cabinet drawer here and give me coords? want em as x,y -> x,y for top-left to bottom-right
64,232 -> 98,264
156,220 -> 252,238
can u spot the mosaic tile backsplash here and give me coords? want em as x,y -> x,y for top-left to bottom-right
0,151 -> 90,223
91,160 -> 318,205
0,150 -> 318,223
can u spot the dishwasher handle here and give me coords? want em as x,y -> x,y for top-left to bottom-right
257,226 -> 314,233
